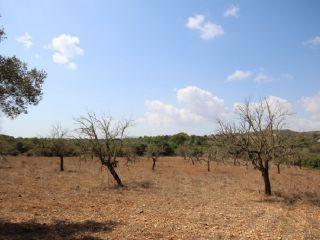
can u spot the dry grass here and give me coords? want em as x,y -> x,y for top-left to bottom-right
0,156 -> 319,239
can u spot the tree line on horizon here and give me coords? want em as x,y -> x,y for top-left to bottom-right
1,129 -> 319,169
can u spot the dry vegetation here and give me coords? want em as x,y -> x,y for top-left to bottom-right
1,156 -> 319,240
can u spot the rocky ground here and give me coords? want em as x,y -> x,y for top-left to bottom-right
0,156 -> 319,239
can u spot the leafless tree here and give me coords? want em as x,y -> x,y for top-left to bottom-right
203,145 -> 224,172
217,98 -> 290,195
122,145 -> 138,167
74,137 -> 95,169
186,146 -> 203,165
272,143 -> 292,174
75,113 -> 131,187
0,154 -> 10,168
175,144 -> 189,160
146,144 -> 163,171
50,123 -> 69,171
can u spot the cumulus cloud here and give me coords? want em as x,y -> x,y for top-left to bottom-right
142,86 -> 228,128
301,91 -> 320,119
232,96 -> 320,131
186,15 -> 224,40
232,95 -> 320,131
233,96 -> 292,116
138,86 -> 320,135
224,5 -> 240,18
52,52 -> 69,64
226,70 -> 252,82
16,32 -> 33,48
287,116 -> 320,132
306,36 -> 320,47
48,34 -> 83,70
145,100 -> 202,125
176,86 -> 227,119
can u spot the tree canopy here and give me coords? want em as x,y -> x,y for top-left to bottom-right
0,21 -> 46,118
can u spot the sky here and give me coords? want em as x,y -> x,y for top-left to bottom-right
0,0 -> 320,137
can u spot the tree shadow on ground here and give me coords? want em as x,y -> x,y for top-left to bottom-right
0,219 -> 119,240
128,180 -> 153,190
100,180 -> 154,192
255,191 -> 320,207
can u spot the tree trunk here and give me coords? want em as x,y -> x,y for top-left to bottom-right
261,166 -> 271,195
152,158 -> 156,171
277,164 -> 280,174
60,155 -> 64,171
105,162 -> 124,187
207,161 -> 210,172
299,159 -> 302,169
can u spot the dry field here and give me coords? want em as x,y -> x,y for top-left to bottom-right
0,156 -> 319,240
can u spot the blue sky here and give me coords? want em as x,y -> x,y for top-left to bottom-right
0,0 -> 320,137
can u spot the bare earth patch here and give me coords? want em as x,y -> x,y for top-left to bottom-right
0,156 -> 319,239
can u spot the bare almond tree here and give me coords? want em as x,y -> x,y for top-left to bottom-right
175,144 -> 189,160
50,123 -> 69,171
272,142 -> 292,174
74,137 -> 95,169
217,98 -> 290,195
186,146 -> 203,165
75,113 -> 131,187
146,144 -> 163,171
122,145 -> 138,167
203,145 -> 224,172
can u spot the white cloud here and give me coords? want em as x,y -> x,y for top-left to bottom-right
186,14 -> 224,40
286,116 -> 320,132
176,86 -> 227,119
48,34 -> 83,70
145,100 -> 202,125
301,91 -> 320,119
265,96 -> 292,113
232,96 -> 318,131
233,96 -> 292,116
264,95 -> 320,131
226,69 -> 274,83
226,70 -> 252,82
138,87 -> 320,135
224,5 -> 240,18
67,62 -> 77,71
52,52 -> 69,64
142,86 -> 228,129
254,72 -> 272,83
16,32 -> 33,48
306,36 -> 320,47
186,15 -> 205,29
231,95 -> 320,131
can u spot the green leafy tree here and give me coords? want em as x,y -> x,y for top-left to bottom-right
0,20 -> 46,118
170,132 -> 189,146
